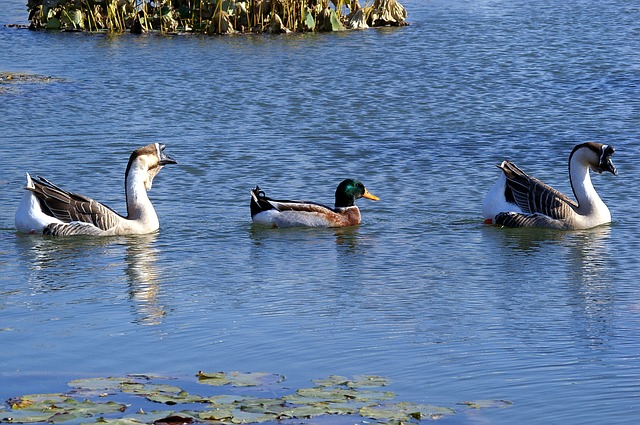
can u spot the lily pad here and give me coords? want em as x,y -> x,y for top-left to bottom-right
196,371 -> 284,387
360,402 -> 456,422
7,394 -> 69,409
312,375 -> 390,388
121,383 -> 183,396
197,408 -> 234,422
285,386 -> 395,405
145,391 -> 207,406
2,396 -> 127,424
2,372 -> 502,424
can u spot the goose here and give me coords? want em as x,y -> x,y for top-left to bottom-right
15,143 -> 177,236
482,142 -> 617,229
250,179 -> 379,228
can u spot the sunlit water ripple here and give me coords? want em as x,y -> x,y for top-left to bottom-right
1,0 -> 640,423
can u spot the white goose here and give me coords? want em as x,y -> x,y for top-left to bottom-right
15,143 -> 177,236
482,142 -> 617,229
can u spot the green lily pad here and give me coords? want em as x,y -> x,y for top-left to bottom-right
360,402 -> 456,422
8,393 -> 69,409
3,396 -> 127,424
235,397 -> 285,414
312,375 -> 390,389
3,372 -> 492,424
273,404 -> 328,419
145,391 -> 206,406
196,371 -> 283,387
0,411 -> 53,423
206,395 -> 243,406
229,409 -> 277,424
285,386 -> 395,405
197,408 -> 234,422
120,383 -> 183,396
313,401 -> 367,415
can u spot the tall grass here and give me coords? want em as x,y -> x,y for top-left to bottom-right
27,0 -> 407,35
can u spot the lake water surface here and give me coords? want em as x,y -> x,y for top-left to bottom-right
1,0 -> 640,423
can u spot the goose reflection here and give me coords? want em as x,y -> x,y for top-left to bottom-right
15,234 -> 118,290
565,226 -> 614,348
482,224 -> 614,348
14,233 -> 167,325
124,234 -> 166,326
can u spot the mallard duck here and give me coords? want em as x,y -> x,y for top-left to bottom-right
15,143 -> 177,236
482,142 -> 617,229
250,179 -> 379,228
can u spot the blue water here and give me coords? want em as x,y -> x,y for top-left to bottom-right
1,0 -> 640,423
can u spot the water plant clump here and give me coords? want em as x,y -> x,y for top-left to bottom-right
25,0 -> 408,35
1,372 -> 511,424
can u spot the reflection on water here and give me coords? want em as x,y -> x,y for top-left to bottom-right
124,234 -> 166,326
13,233 -> 166,326
564,226 -> 614,349
482,225 -> 614,350
15,234 -> 121,291
333,227 -> 360,255
481,225 -> 573,254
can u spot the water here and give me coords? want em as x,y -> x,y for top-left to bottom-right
1,0 -> 640,423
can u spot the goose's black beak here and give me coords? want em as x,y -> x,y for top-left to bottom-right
159,144 -> 177,165
600,145 -> 617,176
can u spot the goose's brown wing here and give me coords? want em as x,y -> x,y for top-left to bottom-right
30,176 -> 124,231
500,161 -> 577,220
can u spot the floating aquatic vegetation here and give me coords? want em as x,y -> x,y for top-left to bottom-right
24,0 -> 408,35
311,374 -> 390,388
360,402 -> 457,421
196,371 -> 284,387
3,393 -> 126,424
0,72 -> 64,95
1,372 -> 512,424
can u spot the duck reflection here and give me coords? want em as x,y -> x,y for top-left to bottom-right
123,234 -> 166,326
248,224 -> 363,261
333,226 -> 360,255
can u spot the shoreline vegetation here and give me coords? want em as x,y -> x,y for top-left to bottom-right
25,0 -> 408,35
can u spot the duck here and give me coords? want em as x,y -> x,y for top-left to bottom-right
250,178 -> 379,228
15,143 -> 177,236
482,142 -> 617,230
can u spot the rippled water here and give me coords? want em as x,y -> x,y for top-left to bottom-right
1,0 -> 640,423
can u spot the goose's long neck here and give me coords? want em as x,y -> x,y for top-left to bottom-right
125,167 -> 158,226
570,157 -> 604,214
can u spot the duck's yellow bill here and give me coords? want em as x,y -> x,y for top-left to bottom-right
363,190 -> 380,201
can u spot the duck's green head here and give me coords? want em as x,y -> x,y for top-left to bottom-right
335,179 -> 379,208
